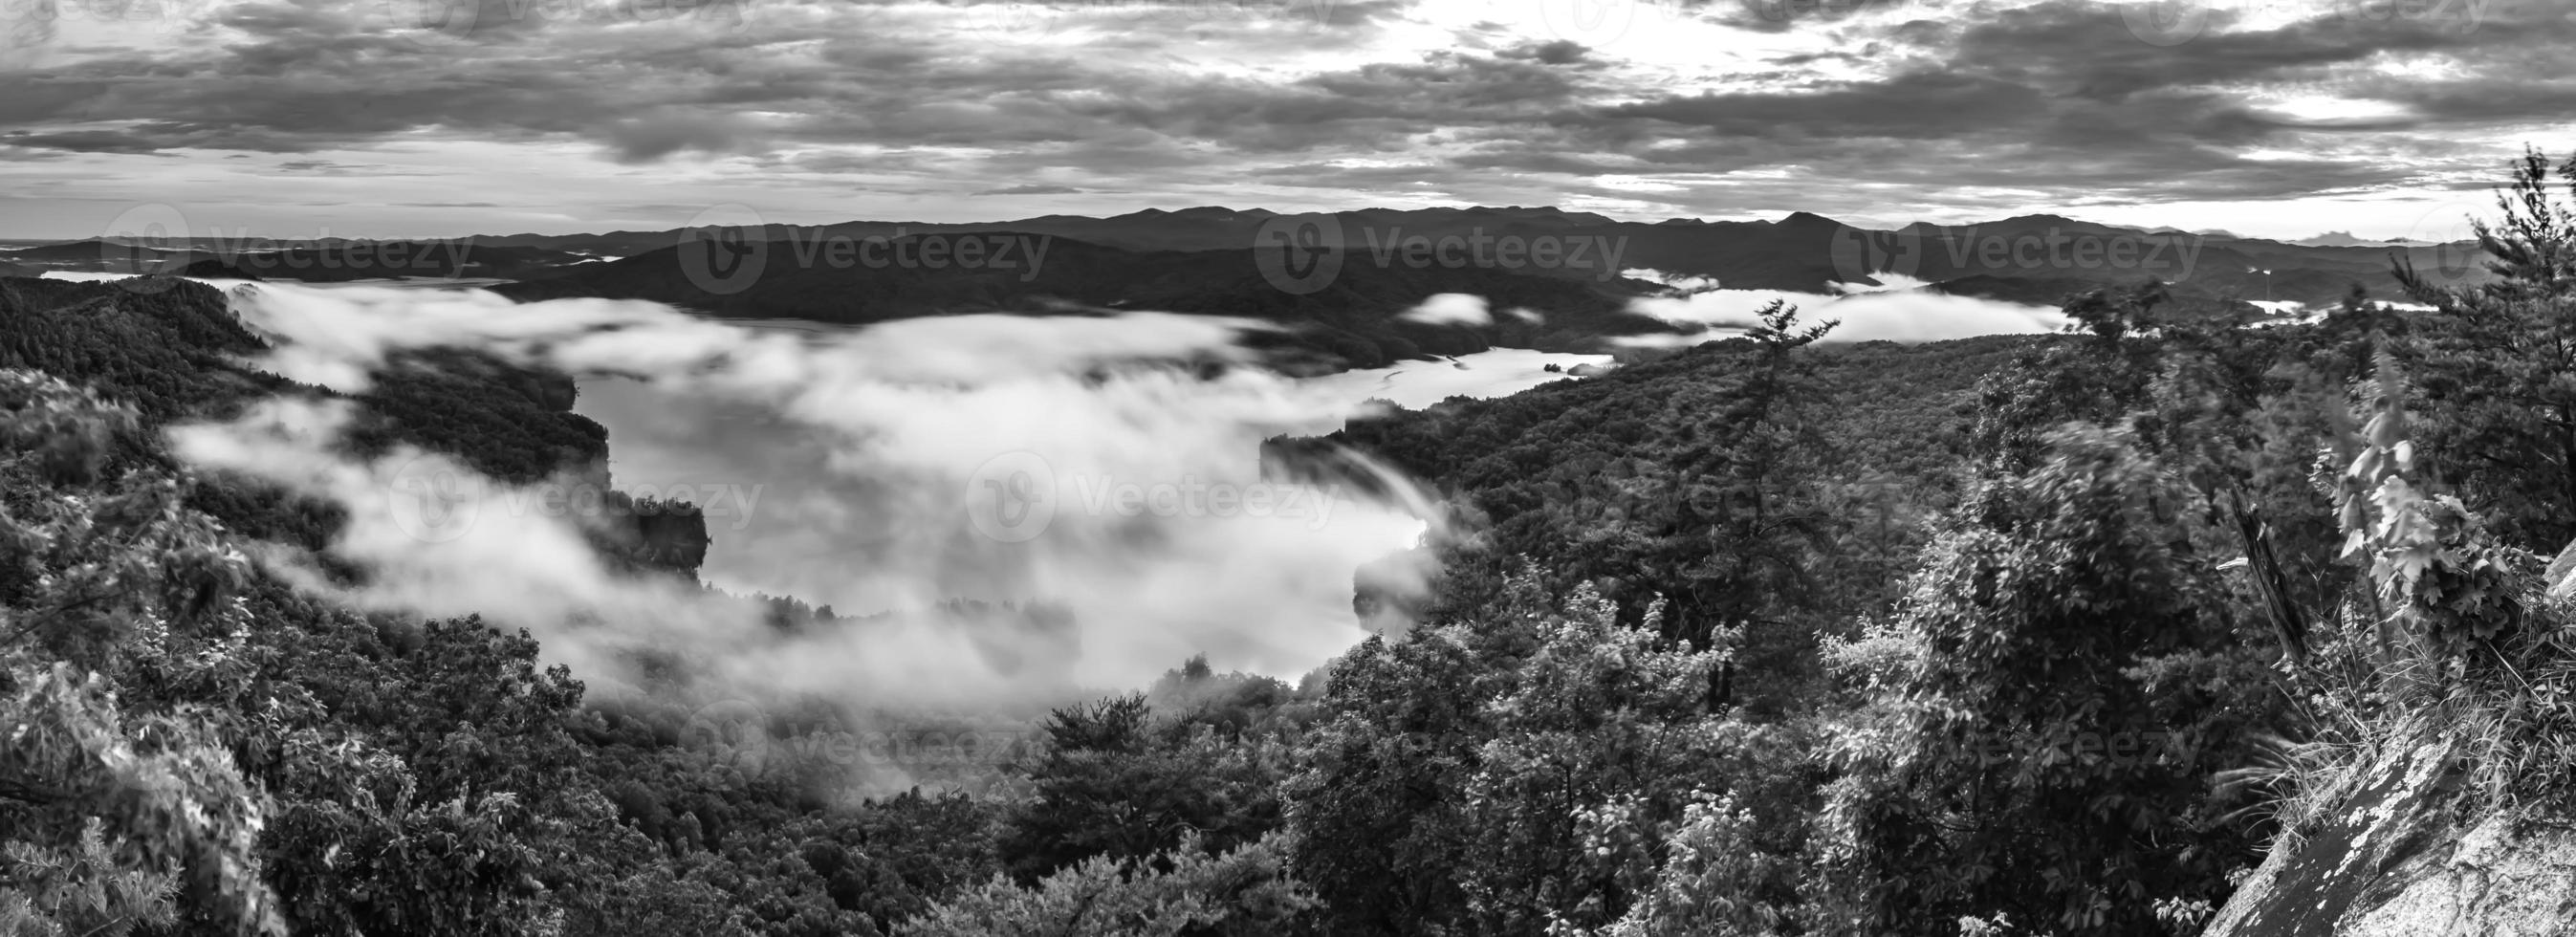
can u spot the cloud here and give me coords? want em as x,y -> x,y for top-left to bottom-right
975,184 -> 1086,195
1625,268 -> 1722,294
1398,292 -> 1492,326
600,110 -> 767,163
1299,347 -> 1610,412
4,0 -> 2569,237
1,130 -> 171,154
173,283 -> 1441,707
1622,274 -> 2069,345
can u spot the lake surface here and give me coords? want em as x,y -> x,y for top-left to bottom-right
1301,347 -> 1614,413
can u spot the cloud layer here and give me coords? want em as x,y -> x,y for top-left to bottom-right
1621,272 -> 2072,344
6,0 -> 2568,238
172,283 -> 1437,708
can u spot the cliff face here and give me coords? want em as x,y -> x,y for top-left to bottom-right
2343,815 -> 2576,936
2202,737 -> 2576,937
3,275 -> 714,581
606,496 -> 710,579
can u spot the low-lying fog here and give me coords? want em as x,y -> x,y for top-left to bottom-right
167,282 -> 1443,709
79,270 -> 2111,712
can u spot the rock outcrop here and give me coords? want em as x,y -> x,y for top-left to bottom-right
2202,734 -> 2576,936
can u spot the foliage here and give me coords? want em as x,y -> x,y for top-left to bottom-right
18,148 -> 2576,937
2395,148 -> 2576,547
906,832 -> 1315,937
1817,428 -> 2278,936
0,371 -> 281,937
1290,568 -> 1810,937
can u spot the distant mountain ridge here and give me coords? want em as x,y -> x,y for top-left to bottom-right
7,206 -> 2494,344
491,229 -> 1677,369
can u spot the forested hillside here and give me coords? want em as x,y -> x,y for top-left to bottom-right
494,232 -> 1677,368
8,152 -> 2576,936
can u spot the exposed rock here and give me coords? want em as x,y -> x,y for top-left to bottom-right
2345,814 -> 2576,936
2546,537 -> 2576,599
2202,734 -> 2576,937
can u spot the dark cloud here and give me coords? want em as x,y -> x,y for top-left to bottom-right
0,0 -> 2567,229
976,184 -> 1086,194
2,130 -> 171,154
1714,0 -> 1905,33
601,111 -> 764,163
1502,39 -> 1592,65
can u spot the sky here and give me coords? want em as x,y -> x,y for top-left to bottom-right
2,0 -> 2567,241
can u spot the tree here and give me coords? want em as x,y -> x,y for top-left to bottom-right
906,832 -> 1314,937
997,694 -> 1287,883
1291,568 -> 1808,937
2396,148 -> 2576,548
0,371 -> 282,936
1819,428 -> 2276,936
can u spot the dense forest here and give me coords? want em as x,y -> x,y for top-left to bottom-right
8,152 -> 2576,936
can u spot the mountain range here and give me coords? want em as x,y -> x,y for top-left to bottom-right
1,206 -> 2490,365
